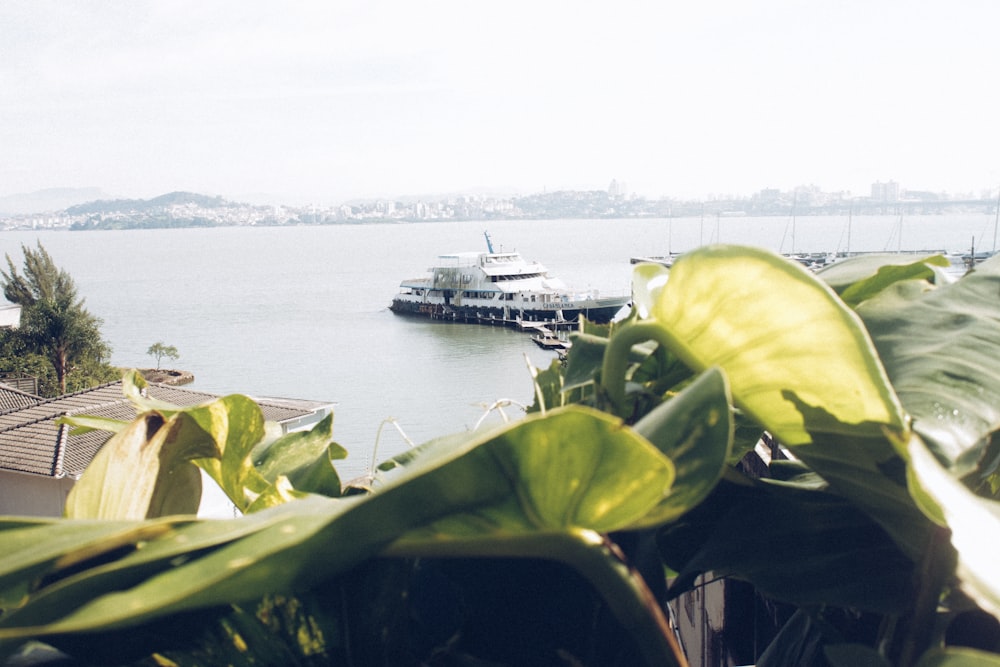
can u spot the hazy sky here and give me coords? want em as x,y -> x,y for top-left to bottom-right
2,1 -> 999,204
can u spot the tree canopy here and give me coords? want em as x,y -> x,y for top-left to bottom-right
2,242 -> 76,307
147,342 -> 179,369
0,242 -> 116,395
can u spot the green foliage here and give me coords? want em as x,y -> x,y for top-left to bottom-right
612,248 -> 905,443
1,242 -> 74,307
0,242 -> 114,396
5,246 -> 1000,666
0,341 -> 58,396
146,342 -> 179,370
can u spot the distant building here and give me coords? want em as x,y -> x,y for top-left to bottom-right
757,188 -> 781,203
608,179 -> 627,198
871,180 -> 900,202
0,303 -> 21,329
905,190 -> 941,202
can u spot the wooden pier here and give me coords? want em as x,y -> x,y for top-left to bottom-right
425,304 -> 580,331
420,305 -> 577,352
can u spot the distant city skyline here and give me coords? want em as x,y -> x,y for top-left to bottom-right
4,179 -> 998,228
3,2 -> 1000,205
2,177 -> 999,219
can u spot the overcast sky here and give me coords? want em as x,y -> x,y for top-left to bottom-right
2,1 -> 999,204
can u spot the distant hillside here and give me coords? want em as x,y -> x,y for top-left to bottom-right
65,191 -> 229,215
0,187 -> 109,215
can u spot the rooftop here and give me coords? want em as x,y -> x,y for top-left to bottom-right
0,381 -> 332,479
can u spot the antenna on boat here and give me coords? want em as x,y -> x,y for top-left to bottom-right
484,230 -> 495,253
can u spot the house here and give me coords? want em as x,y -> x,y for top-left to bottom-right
0,380 -> 334,518
0,302 -> 22,329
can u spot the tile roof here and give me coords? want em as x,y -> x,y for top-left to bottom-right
0,383 -> 42,412
0,381 -> 332,479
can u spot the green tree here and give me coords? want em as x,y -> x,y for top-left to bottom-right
1,242 -> 115,395
146,341 -> 179,369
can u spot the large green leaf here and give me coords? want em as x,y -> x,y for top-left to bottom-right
630,366 -> 732,527
627,245 -> 905,446
120,369 -> 271,511
64,412 -> 218,520
824,642 -> 893,667
630,261 -> 670,319
916,647 -> 1000,666
562,332 -> 612,392
902,429 -> 1000,619
793,435 -> 936,564
0,519 -> 178,611
379,404 -> 685,666
174,394 -> 269,512
250,413 -> 344,498
0,506 -> 311,634
527,357 -> 566,412
858,255 -> 1000,474
57,413 -> 127,437
119,369 -> 188,415
0,406 -> 685,666
661,477 -> 915,613
818,253 -> 951,306
385,406 -> 675,537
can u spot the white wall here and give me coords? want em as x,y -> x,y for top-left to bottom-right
0,303 -> 21,329
0,470 -> 73,517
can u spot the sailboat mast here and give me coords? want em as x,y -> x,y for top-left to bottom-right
993,184 -> 999,254
699,203 -> 705,246
791,192 -> 797,255
667,205 -> 673,255
847,205 -> 853,255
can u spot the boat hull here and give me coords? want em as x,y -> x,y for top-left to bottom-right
389,297 -> 627,325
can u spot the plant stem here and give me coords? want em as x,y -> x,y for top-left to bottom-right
601,320 -> 680,414
892,524 -> 955,666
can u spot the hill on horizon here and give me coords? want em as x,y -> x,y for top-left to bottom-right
0,187 -> 111,215
64,192 -> 231,215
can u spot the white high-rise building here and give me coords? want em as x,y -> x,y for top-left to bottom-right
871,180 -> 900,202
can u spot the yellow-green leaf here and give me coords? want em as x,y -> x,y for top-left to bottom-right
647,245 -> 905,445
64,412 -> 218,520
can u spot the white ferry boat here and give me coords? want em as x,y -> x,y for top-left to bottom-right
390,233 -> 630,325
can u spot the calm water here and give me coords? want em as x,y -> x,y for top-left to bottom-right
4,214 -> 994,479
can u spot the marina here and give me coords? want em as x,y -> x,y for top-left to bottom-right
630,247 -> 979,273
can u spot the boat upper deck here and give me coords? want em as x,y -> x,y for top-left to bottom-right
432,251 -> 549,279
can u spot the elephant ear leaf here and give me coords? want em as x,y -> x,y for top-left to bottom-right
901,429 -> 1000,621
631,366 -> 732,527
857,255 -> 1000,475
65,383 -> 273,519
645,245 -> 905,446
818,253 -> 950,306
251,413 -> 344,497
381,406 -> 677,547
65,411 -> 219,520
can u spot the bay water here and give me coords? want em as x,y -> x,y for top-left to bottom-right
4,213 -> 994,481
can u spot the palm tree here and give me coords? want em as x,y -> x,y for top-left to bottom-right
1,242 -> 112,395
